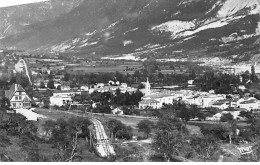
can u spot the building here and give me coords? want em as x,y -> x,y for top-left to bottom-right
50,96 -> 72,106
144,78 -> 151,96
50,90 -> 81,106
5,84 -> 31,109
112,107 -> 124,115
61,81 -> 71,91
53,90 -> 81,97
211,99 -> 230,110
139,99 -> 161,109
238,99 -> 259,111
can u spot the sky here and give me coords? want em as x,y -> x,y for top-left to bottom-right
0,0 -> 50,8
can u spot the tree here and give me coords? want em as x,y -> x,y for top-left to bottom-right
239,111 -> 252,122
222,120 -> 237,144
249,114 -> 260,140
63,73 -> 70,82
47,79 -> 55,89
176,103 -> 192,122
50,117 -> 92,161
190,134 -> 219,161
107,119 -> 132,140
1,97 -> 10,109
16,73 -> 30,88
153,130 -> 192,161
5,113 -> 28,136
251,65 -> 258,82
40,82 -> 45,88
93,104 -> 111,114
133,70 -> 141,83
220,113 -> 234,122
116,126 -> 133,140
157,72 -> 164,83
19,132 -> 41,161
0,129 -> 11,148
113,88 -> 126,105
137,83 -> 145,89
137,120 -> 154,138
189,69 -> 196,79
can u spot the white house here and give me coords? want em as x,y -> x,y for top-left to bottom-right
238,99 -> 259,111
112,108 -> 124,115
96,83 -> 105,88
5,84 -> 31,109
80,86 -> 89,91
61,81 -> 71,91
185,95 -> 202,106
188,80 -> 194,85
54,82 -> 61,88
50,90 -> 81,106
50,96 -> 72,106
53,90 -> 81,97
211,99 -> 230,110
201,94 -> 226,108
121,83 -> 127,88
139,99 -> 161,109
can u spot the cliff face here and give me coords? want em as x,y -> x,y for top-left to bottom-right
0,0 -> 259,59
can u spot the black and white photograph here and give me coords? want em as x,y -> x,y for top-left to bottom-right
0,0 -> 260,162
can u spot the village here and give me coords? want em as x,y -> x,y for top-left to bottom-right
1,51 -> 260,162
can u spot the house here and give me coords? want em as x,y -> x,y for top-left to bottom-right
211,99 -> 230,110
5,84 -> 31,109
96,83 -> 105,88
61,81 -> 71,91
201,94 -> 225,108
185,95 -> 202,106
187,80 -> 194,85
80,85 -> 89,91
238,99 -> 259,111
53,90 -> 81,97
50,96 -> 72,106
54,82 -> 61,89
50,90 -> 81,106
112,108 -> 124,115
139,99 -> 161,109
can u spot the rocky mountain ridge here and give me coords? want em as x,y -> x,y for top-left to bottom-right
0,0 -> 259,61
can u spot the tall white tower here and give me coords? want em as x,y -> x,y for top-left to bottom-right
145,77 -> 151,95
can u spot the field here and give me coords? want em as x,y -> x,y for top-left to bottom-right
35,109 -> 202,137
67,65 -> 140,74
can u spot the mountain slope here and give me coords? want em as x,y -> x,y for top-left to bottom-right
0,0 -> 83,39
0,0 -> 260,60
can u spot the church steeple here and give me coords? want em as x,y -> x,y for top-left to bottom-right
145,77 -> 151,95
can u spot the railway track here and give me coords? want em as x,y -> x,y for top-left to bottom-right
90,118 -> 115,157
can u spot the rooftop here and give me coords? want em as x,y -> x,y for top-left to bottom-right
139,99 -> 160,104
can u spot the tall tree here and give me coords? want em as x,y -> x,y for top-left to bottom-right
137,120 -> 154,138
40,82 -> 46,88
47,79 -> 55,89
251,65 -> 258,82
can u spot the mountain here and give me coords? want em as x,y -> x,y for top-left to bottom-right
0,0 -> 84,38
0,0 -> 260,60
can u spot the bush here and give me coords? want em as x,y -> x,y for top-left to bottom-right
137,120 -> 154,138
220,113 -> 234,122
201,124 -> 228,140
116,126 -> 133,140
107,119 -> 133,140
